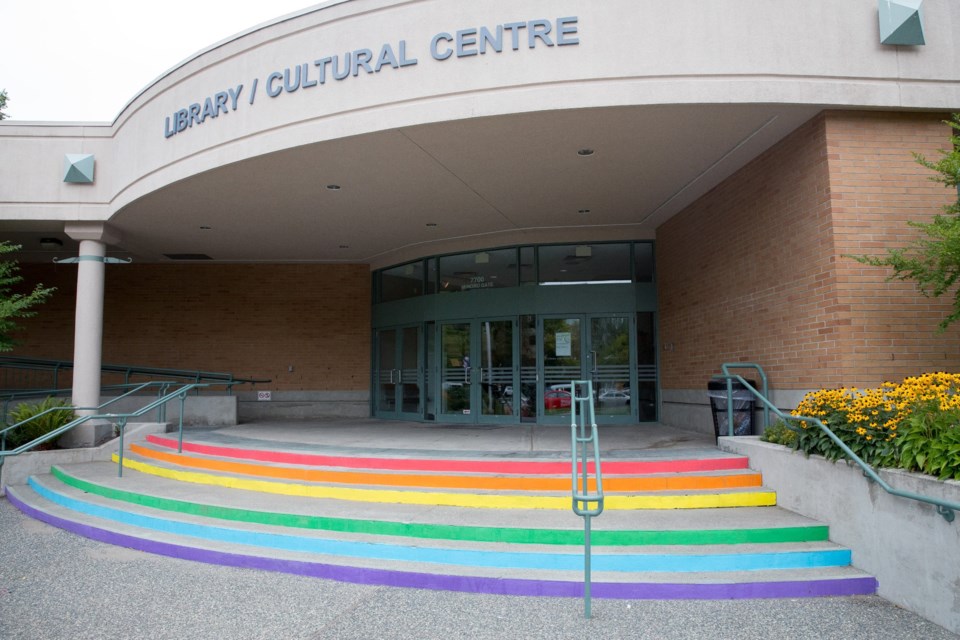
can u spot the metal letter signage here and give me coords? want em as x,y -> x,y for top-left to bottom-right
163,17 -> 579,138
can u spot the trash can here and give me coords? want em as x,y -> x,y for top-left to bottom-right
707,379 -> 756,440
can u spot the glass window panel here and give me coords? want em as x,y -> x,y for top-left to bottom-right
538,243 -> 631,285
520,315 -> 537,422
519,247 -> 536,285
438,248 -> 517,293
426,257 -> 438,295
636,312 -> 657,421
379,261 -> 424,302
634,243 -> 654,283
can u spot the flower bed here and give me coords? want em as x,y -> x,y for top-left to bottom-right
764,372 -> 960,480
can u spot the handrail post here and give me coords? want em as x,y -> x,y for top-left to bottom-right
116,417 -> 127,478
570,379 -> 604,619
177,391 -> 187,453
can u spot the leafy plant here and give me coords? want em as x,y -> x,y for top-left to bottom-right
3,397 -> 74,450
760,419 -> 798,447
897,401 -> 960,480
0,241 -> 56,351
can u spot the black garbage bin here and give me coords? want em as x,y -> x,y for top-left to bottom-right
707,379 -> 756,440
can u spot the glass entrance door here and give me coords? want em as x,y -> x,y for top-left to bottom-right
541,317 -> 581,419
439,322 -> 472,420
438,319 -> 518,423
590,316 -> 633,420
375,325 -> 422,419
539,314 -> 635,423
478,319 -> 516,422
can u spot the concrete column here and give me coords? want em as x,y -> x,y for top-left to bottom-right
71,239 -> 106,414
63,223 -> 121,447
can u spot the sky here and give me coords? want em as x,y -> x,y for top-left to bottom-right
0,1 -> 321,122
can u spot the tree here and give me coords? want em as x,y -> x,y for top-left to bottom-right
849,114 -> 960,331
0,89 -> 8,120
0,242 -> 55,351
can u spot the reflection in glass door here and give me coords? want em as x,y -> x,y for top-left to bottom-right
399,326 -> 420,415
377,329 -> 398,414
440,322 -> 472,419
439,320 -> 517,422
375,326 -> 422,419
479,319 -> 515,421
539,315 -> 635,423
591,316 -> 632,419
541,317 -> 581,418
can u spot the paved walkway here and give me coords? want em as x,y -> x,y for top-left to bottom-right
1,420 -> 957,639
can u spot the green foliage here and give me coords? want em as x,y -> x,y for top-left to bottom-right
4,397 -> 73,450
0,89 -> 7,120
898,401 -> 960,480
760,419 -> 798,447
848,114 -> 960,331
0,241 -> 56,351
784,374 -> 960,481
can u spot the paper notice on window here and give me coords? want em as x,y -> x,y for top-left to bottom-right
556,332 -> 572,357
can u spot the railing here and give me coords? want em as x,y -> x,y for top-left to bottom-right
0,356 -> 270,394
569,380 -> 604,619
0,383 -> 183,424
0,382 -> 210,479
714,363 -> 959,524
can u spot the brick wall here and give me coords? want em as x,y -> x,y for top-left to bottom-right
8,264 -> 371,392
827,111 -> 960,384
658,111 -> 960,392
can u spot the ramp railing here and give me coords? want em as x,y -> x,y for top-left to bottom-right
0,355 -> 269,395
569,380 -> 604,619
0,382 -> 211,481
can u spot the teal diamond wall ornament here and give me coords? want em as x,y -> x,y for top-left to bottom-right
63,153 -> 95,184
879,0 -> 925,46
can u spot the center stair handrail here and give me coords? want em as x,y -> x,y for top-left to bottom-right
569,379 -> 604,619
714,364 -> 958,523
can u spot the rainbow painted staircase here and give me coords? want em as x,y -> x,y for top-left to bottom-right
5,430 -> 878,600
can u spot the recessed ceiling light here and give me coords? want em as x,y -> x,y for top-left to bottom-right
199,225 -> 212,230
426,223 -> 438,227
326,184 -> 341,191
339,245 -> 350,249
578,209 -> 591,215
577,148 -> 595,157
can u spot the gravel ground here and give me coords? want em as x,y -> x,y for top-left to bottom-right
1,497 -> 956,640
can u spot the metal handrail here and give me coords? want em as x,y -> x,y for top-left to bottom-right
0,383 -> 210,479
1,382 -> 178,422
720,362 -> 770,432
713,367 -> 959,524
569,380 -> 603,619
0,381 -> 159,445
0,356 -> 270,394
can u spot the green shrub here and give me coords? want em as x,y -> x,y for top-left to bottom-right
760,420 -> 799,447
3,397 -> 74,450
897,401 -> 960,480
